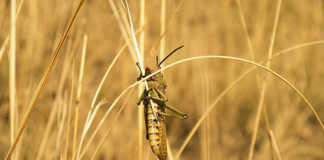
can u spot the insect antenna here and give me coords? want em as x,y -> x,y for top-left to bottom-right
156,56 -> 159,67
157,45 -> 184,67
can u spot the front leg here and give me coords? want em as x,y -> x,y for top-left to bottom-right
137,88 -> 153,105
137,89 -> 146,105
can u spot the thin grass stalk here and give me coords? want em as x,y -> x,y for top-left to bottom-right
167,140 -> 174,160
173,40 -> 324,159
175,66 -> 254,160
236,1 -> 284,159
5,0 -> 86,158
35,104 -> 58,160
36,50 -> 74,160
0,0 -> 24,64
236,0 -> 255,61
248,0 -> 282,159
160,0 -> 166,69
263,108 -> 282,160
9,1 -> 17,153
146,40 -> 324,159
117,1 -> 133,39
83,54 -> 321,159
79,1 -> 154,158
122,3 -> 172,160
72,107 -> 79,160
92,0 -> 145,108
175,67 -> 256,160
90,89 -> 135,160
72,35 -> 87,160
159,0 -> 184,42
90,29 -> 142,109
0,37 -> 9,63
123,0 -> 159,131
138,0 -> 145,159
173,57 -> 321,160
77,100 -> 107,159
113,52 -> 324,159
107,0 -> 136,62
90,44 -> 126,109
172,41 -> 324,159
200,71 -> 210,160
56,93 -> 68,156
64,61 -> 76,160
76,35 -> 87,105
79,53 -> 323,160
78,41 -> 127,159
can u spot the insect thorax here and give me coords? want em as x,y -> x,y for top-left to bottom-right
145,67 -> 167,93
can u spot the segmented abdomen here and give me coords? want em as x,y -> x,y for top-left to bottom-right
147,102 -> 167,160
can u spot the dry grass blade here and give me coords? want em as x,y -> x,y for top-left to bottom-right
77,100 -> 107,159
72,34 -> 87,160
138,0 -> 145,159
80,1 -> 153,158
153,56 -> 322,160
167,140 -> 175,160
165,56 -> 324,132
72,107 -> 79,160
200,71 -> 211,160
90,89 -> 135,160
78,89 -> 131,159
92,0 -> 144,109
9,0 -> 18,149
0,37 -> 9,63
160,0 -> 166,69
78,52 -> 322,159
79,38 -> 129,159
236,0 -> 283,159
90,44 -> 126,110
76,35 -> 88,104
36,48 -> 75,160
63,61 -> 76,159
0,0 -> 24,64
248,0 -> 282,159
107,0 -> 136,61
175,66 -> 253,160
5,0 -> 86,159
123,0 -> 160,129
173,40 -> 324,159
236,0 -> 255,60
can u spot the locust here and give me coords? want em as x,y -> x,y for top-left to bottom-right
137,45 -> 188,160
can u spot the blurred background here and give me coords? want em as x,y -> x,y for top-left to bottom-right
1,0 -> 324,159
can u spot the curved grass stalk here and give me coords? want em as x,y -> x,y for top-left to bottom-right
81,31 -> 141,160
175,41 -> 324,159
90,44 -> 127,109
90,88 -> 135,160
174,56 -> 323,159
76,100 -> 108,160
175,66 -> 254,160
82,48 -> 324,160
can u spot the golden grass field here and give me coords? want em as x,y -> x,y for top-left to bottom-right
1,0 -> 324,159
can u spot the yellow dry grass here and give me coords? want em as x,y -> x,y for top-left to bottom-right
0,0 -> 324,159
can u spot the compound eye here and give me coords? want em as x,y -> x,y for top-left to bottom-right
145,68 -> 151,75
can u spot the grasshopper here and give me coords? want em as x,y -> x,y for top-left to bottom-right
137,45 -> 188,160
